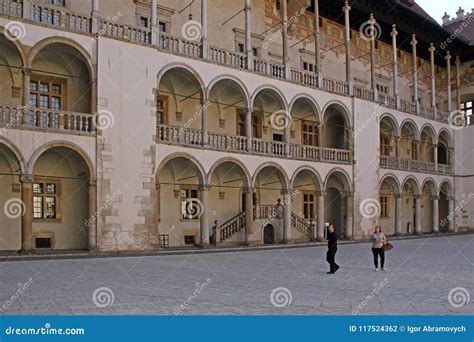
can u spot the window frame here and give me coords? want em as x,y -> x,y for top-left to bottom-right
301,120 -> 318,146
30,75 -> 67,111
180,187 -> 200,221
380,195 -> 389,218
303,192 -> 316,220
33,178 -> 62,222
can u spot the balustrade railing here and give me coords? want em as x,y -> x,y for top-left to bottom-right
322,77 -> 348,95
254,205 -> 282,220
320,147 -> 351,163
99,19 -> 150,44
290,69 -> 318,87
156,124 -> 203,146
159,33 -> 201,58
381,156 -> 452,175
288,144 -> 319,161
1,0 -> 22,17
209,46 -> 246,69
353,85 -> 374,101
253,58 -> 285,79
208,131 -> 247,152
252,138 -> 286,157
32,4 -> 90,32
291,212 -> 311,237
219,212 -> 245,242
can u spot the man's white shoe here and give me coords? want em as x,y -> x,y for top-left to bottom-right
374,268 -> 379,272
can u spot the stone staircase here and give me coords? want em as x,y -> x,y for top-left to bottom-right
291,212 -> 312,237
219,212 -> 246,242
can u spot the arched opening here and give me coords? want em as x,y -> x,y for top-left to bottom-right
379,115 -> 398,158
322,103 -> 350,150
253,164 -> 288,243
290,97 -> 320,148
438,130 -> 452,166
421,180 -> 437,233
30,42 -> 92,129
291,168 -> 322,240
324,170 -> 352,239
379,175 -> 401,236
401,178 -> 419,235
0,34 -> 24,108
156,156 -> 204,248
209,160 -> 249,245
419,126 -> 436,163
31,146 -> 90,250
439,182 -> 453,232
0,142 -> 23,250
208,78 -> 248,138
400,121 -> 418,161
156,67 -> 204,144
252,88 -> 287,155
263,224 -> 275,244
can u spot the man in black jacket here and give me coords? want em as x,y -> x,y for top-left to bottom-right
326,224 -> 339,274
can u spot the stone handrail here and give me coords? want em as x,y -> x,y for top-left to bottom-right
0,104 -> 22,128
1,0 -> 22,17
254,205 -> 282,220
322,77 -> 348,96
290,68 -> 318,87
253,58 -> 285,79
32,3 -> 91,33
159,32 -> 201,58
288,143 -> 319,161
320,147 -> 351,163
252,138 -> 286,157
219,211 -> 245,242
380,155 -> 399,168
208,131 -> 248,152
381,156 -> 452,175
291,212 -> 311,237
209,46 -> 246,69
156,124 -> 203,146
31,108 -> 95,133
100,19 -> 150,44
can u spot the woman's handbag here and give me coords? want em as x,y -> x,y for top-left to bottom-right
383,241 -> 393,251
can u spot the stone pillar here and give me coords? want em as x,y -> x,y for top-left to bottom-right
282,190 -> 292,243
244,0 -> 253,70
317,124 -> 323,147
369,14 -> 376,94
395,194 -> 402,235
281,0 -> 290,79
391,24 -> 400,108
448,197 -> 455,232
346,127 -> 353,153
429,43 -> 436,115
415,140 -> 420,160
343,192 -> 353,239
314,0 -> 322,86
343,1 -> 352,93
284,124 -> 290,156
446,52 -> 452,112
455,56 -> 461,111
22,67 -> 31,126
155,183 -> 161,248
245,107 -> 252,152
415,195 -> 422,234
317,191 -> 325,241
432,196 -> 439,233
91,0 -> 100,34
199,185 -> 210,246
201,99 -> 208,146
151,0 -> 159,46
433,144 -> 438,165
244,187 -> 254,244
411,34 -> 420,113
22,0 -> 32,20
20,175 -> 33,253
201,0 -> 209,59
395,136 -> 400,158
88,180 -> 97,250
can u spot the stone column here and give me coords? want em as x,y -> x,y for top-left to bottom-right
244,0 -> 253,70
446,52 -> 452,112
395,194 -> 402,235
455,56 -> 461,111
20,174 -> 33,253
343,1 -> 352,93
282,189 -> 292,243
432,196 -> 439,233
22,0 -> 32,20
433,144 -> 438,165
448,197 -> 455,232
317,124 -> 323,147
395,136 -> 400,159
415,195 -> 422,234
91,0 -> 100,34
415,140 -> 420,160
245,107 -> 252,152
314,0 -> 322,86
199,185 -> 210,246
317,191 -> 325,241
284,124 -> 290,156
343,192 -> 353,239
391,24 -> 400,108
88,180 -> 97,250
281,0 -> 290,79
201,0 -> 209,59
429,43 -> 437,116
22,68 -> 31,126
244,187 -> 254,244
369,14 -> 376,94
346,127 -> 353,153
155,183 -> 161,248
151,0 -> 159,46
411,34 -> 420,113
201,99 -> 208,146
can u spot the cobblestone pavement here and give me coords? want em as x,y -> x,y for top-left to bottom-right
0,234 -> 472,315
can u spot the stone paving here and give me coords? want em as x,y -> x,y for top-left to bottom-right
0,234 -> 472,315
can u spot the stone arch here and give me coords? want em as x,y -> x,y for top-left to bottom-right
206,74 -> 250,108
400,118 -> 420,141
289,94 -> 321,123
207,157 -> 251,189
0,137 -> 26,175
0,26 -> 27,66
250,85 -> 288,113
401,176 -> 421,196
379,173 -> 402,195
380,113 -> 400,137
290,165 -> 323,191
321,100 -> 352,128
157,62 -> 206,99
252,162 -> 290,190
156,152 -> 206,185
324,167 -> 352,192
439,179 -> 454,197
421,178 -> 439,196
420,123 -> 438,145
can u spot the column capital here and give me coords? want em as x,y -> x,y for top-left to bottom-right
447,196 -> 455,201
244,1 -> 251,11
414,194 -> 421,200
342,1 -> 351,12
280,188 -> 293,196
390,24 -> 398,37
341,191 -> 353,198
316,191 -> 326,197
243,187 -> 254,193
22,67 -> 32,76
394,193 -> 401,199
445,51 -> 452,62
411,34 -> 417,46
431,195 -> 440,200
20,174 -> 33,183
89,179 -> 97,187
428,43 -> 435,53
455,55 -> 460,64
199,184 -> 211,191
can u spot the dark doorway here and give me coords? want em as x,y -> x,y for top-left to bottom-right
263,224 -> 275,244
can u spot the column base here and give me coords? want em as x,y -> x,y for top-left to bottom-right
197,243 -> 213,249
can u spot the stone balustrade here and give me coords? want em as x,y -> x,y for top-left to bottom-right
254,205 -> 282,220
32,3 -> 90,33
380,155 -> 452,175
0,0 -> 22,17
99,19 -> 150,44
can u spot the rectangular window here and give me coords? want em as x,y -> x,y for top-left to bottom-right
181,188 -> 199,220
30,77 -> 65,111
184,235 -> 195,245
302,121 -> 318,146
237,112 -> 262,138
380,196 -> 389,218
159,234 -> 169,248
303,193 -> 315,220
33,181 -> 59,220
158,21 -> 167,33
138,16 -> 148,28
380,136 -> 390,156
461,101 -> 473,124
156,96 -> 168,125
237,43 -> 244,53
